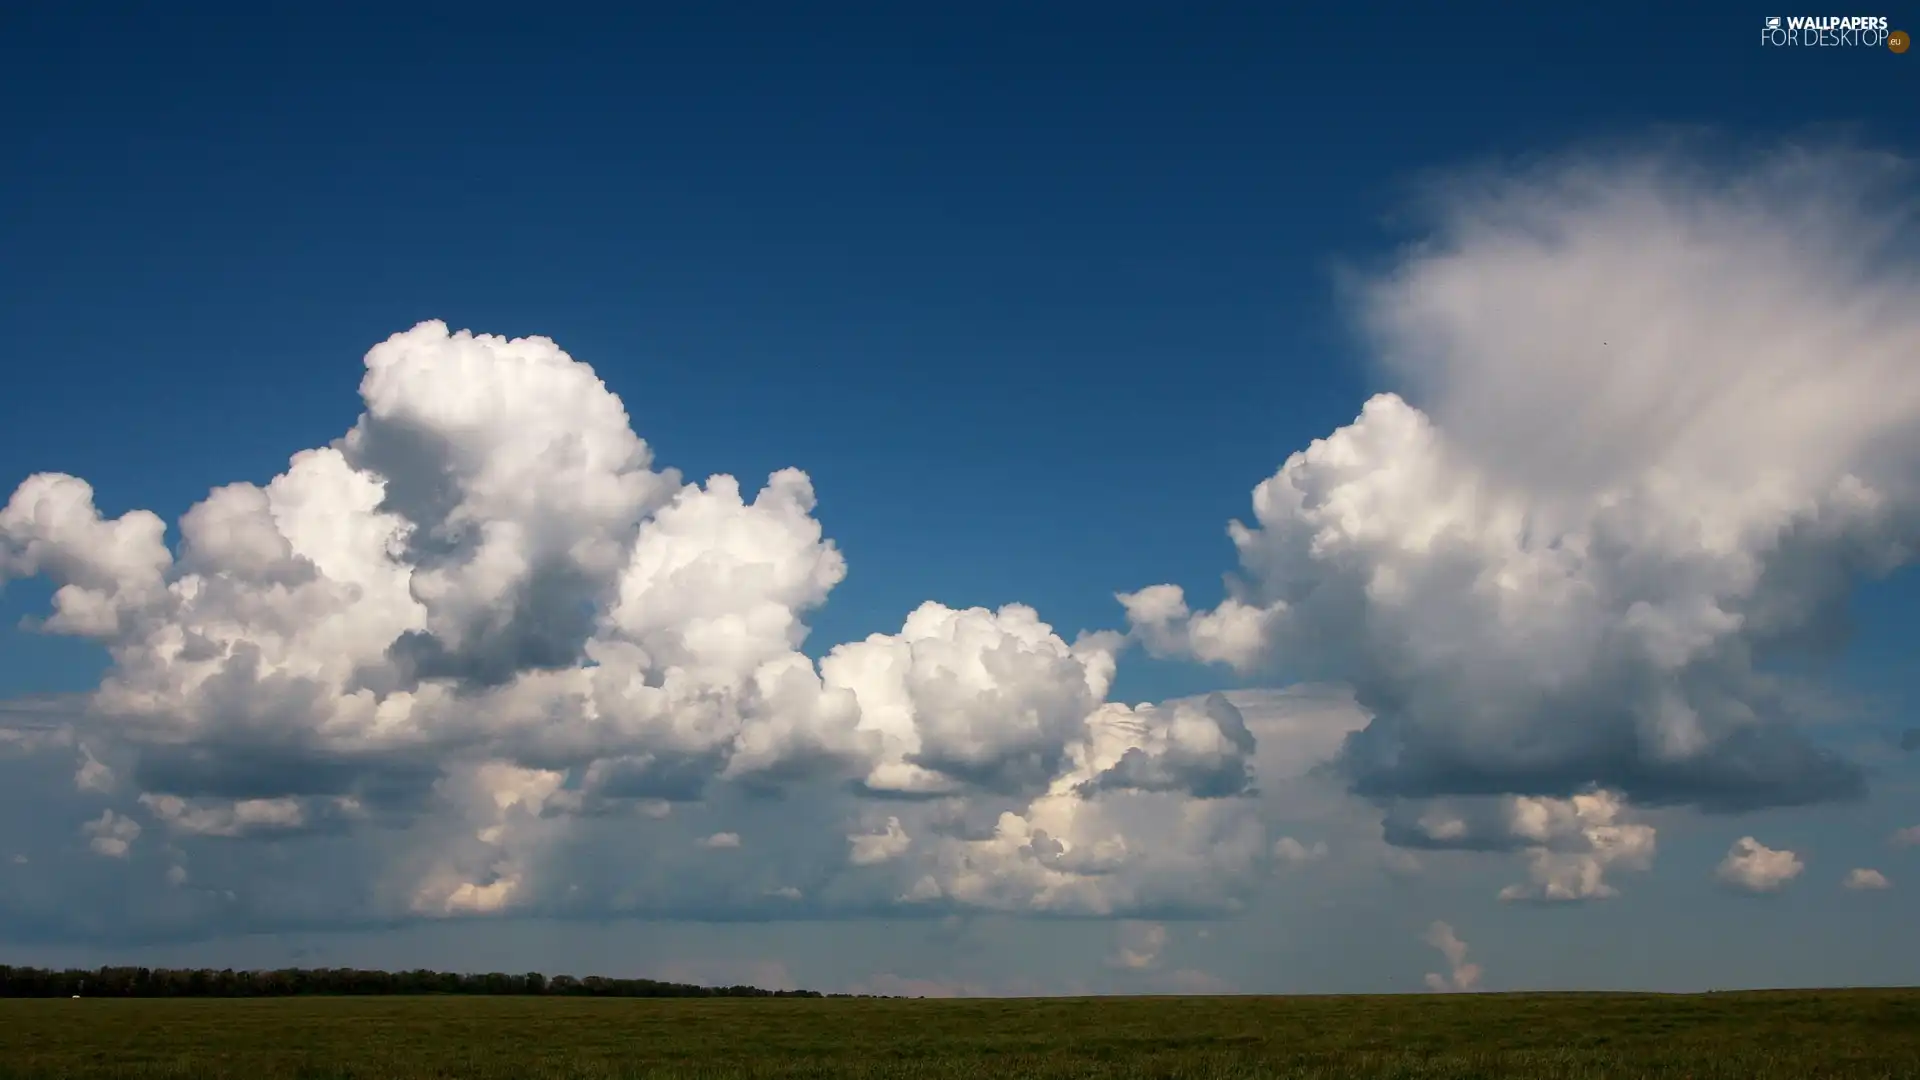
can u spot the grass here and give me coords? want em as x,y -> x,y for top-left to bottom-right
1,989 -> 1917,1078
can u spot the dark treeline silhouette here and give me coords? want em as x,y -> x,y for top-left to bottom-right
0,964 -> 856,998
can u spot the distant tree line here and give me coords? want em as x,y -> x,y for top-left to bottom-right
0,964 -> 856,998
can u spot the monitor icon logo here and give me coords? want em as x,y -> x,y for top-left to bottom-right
1765,16 -> 1782,29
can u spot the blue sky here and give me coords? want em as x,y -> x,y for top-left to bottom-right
1,4 -> 1918,994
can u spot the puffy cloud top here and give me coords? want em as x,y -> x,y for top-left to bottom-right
1422,921 -> 1482,992
1380,788 -> 1657,903
0,321 -> 1265,935
1716,836 -> 1804,893
1842,867 -> 1889,891
1124,149 -> 1920,814
7,145 -> 1918,943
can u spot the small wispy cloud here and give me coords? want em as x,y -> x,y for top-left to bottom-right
1843,868 -> 1890,891
1272,836 -> 1328,865
1422,921 -> 1482,992
1106,921 -> 1168,971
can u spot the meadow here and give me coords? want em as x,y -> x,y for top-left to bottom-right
2,989 -> 1917,1079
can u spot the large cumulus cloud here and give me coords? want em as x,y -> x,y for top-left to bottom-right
0,322 -> 1273,940
1124,146 -> 1920,823
8,142 -> 1917,941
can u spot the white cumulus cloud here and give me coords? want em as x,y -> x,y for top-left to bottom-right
1272,836 -> 1328,864
1381,788 -> 1655,903
1122,146 -> 1920,816
1107,920 -> 1168,970
0,321 -> 1277,937
848,816 -> 911,866
8,141 -> 1918,947
1716,836 -> 1804,893
1422,920 -> 1482,992
82,810 -> 140,858
1843,867 -> 1889,890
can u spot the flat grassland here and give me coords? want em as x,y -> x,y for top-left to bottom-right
2,989 -> 1917,1079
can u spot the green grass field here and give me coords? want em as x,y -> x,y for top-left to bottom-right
2,989 -> 1917,1079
